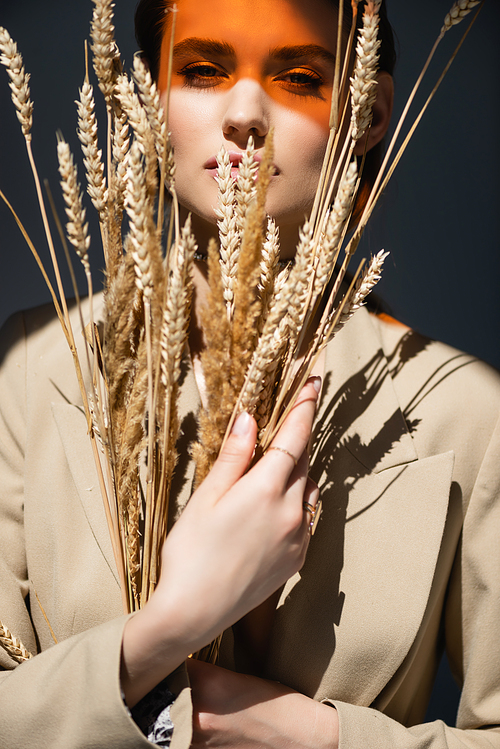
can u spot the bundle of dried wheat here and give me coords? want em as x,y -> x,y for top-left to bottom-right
0,0 -> 484,662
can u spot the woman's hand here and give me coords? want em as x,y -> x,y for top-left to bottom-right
121,378 -> 321,707
188,658 -> 339,749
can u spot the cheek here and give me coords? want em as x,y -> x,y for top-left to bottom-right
276,108 -> 329,179
166,90 -> 220,155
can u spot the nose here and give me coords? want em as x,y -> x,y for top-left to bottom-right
221,78 -> 269,149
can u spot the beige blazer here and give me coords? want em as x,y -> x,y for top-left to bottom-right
0,299 -> 500,749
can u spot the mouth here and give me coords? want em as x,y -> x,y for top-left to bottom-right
203,151 -> 279,181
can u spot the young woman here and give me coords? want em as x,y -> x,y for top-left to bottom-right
0,1 -> 499,748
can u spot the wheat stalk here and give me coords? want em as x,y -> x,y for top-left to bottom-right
0,621 -> 32,664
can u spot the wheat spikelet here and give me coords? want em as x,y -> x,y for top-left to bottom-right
350,0 -> 382,143
57,137 -> 91,272
125,140 -> 154,298
214,148 -> 240,312
272,263 -> 292,302
0,27 -> 33,141
0,621 -> 32,663
442,0 -> 481,33
77,81 -> 108,219
91,0 -> 121,107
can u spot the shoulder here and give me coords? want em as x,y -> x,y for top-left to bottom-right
371,312 -> 500,481
0,295 -> 101,407
372,312 -> 500,411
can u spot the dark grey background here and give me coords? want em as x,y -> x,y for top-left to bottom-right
0,0 -> 498,725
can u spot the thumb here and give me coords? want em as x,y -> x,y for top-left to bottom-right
196,412 -> 257,503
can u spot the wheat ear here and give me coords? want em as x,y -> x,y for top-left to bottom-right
326,250 -> 389,340
258,217 -> 280,329
0,27 -> 33,141
0,621 -> 32,663
235,137 -> 258,232
77,81 -> 108,219
442,0 -> 482,33
161,215 -> 196,392
314,160 -> 358,297
215,147 -> 239,313
350,0 -> 382,144
91,0 -> 121,107
125,140 -> 154,298
116,74 -> 157,198
57,137 -> 91,273
132,54 -> 175,188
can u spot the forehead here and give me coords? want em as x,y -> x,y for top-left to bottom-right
169,0 -> 339,53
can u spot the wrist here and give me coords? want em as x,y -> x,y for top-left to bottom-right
120,599 -> 192,708
314,701 -> 339,749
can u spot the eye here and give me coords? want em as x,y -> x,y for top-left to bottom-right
178,62 -> 228,89
273,67 -> 325,97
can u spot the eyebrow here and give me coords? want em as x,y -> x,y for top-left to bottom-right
173,38 -> 335,65
269,45 -> 335,65
173,38 -> 235,58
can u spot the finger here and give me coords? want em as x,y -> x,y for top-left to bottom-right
195,411 -> 258,503
264,376 -> 321,480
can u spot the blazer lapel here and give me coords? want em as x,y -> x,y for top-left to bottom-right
50,344 -> 201,585
264,308 -> 455,704
51,402 -> 119,586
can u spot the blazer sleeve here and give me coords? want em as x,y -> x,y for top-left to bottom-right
0,311 -> 194,749
326,408 -> 500,749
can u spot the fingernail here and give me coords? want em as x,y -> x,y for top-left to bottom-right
308,375 -> 322,394
231,411 -> 252,436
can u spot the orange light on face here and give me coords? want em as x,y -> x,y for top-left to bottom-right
159,0 -> 339,130
158,0 -> 340,235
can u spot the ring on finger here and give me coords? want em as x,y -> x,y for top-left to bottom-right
267,445 -> 298,467
302,498 -> 322,535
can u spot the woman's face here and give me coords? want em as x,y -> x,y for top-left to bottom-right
158,0 -> 338,236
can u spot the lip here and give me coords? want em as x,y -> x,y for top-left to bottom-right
203,150 -> 279,179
